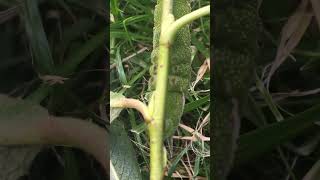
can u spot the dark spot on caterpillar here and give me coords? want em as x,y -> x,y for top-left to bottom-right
171,65 -> 179,74
169,76 -> 178,86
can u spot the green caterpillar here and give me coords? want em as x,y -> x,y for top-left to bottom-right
149,0 -> 191,139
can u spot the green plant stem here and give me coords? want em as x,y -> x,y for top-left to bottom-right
163,5 -> 210,43
149,45 -> 170,180
148,2 -> 210,179
148,1 -> 173,179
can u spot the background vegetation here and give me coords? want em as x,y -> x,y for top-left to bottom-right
227,0 -> 320,179
0,0 -> 107,179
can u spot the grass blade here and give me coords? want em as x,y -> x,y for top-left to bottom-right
57,30 -> 106,76
235,103 -> 320,164
20,0 -> 55,74
167,145 -> 190,177
184,95 -> 210,113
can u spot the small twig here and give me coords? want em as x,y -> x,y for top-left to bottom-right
111,98 -> 152,123
180,158 -> 193,179
176,123 -> 210,142
39,75 -> 69,85
162,5 -> 210,43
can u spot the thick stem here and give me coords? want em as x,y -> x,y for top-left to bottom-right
148,1 -> 210,179
149,44 -> 170,180
148,0 -> 174,178
160,0 -> 174,31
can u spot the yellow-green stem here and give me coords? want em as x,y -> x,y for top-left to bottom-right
148,1 -> 174,179
148,1 -> 210,179
149,43 -> 170,179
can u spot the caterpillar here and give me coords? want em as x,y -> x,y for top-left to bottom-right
149,0 -> 192,139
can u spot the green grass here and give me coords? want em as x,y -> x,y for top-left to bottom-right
225,0 -> 320,179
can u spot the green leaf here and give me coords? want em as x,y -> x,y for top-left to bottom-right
184,95 -> 210,113
167,144 -> 190,177
58,17 -> 96,55
193,155 -> 201,177
130,122 -> 147,135
110,91 -> 125,123
19,0 -> 55,75
110,120 -> 142,180
242,95 -> 267,127
61,150 -> 81,180
235,103 -> 320,165
115,48 -> 128,85
26,83 -> 51,103
65,0 -> 107,17
57,30 -> 106,76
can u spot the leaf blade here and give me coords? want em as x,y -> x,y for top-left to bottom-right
110,120 -> 142,180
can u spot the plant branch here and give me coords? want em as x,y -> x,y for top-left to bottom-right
148,0 -> 175,179
0,115 -> 108,174
111,98 -> 152,123
162,5 -> 210,43
148,2 -> 210,180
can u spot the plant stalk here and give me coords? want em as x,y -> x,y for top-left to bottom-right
148,1 -> 210,179
163,5 -> 210,43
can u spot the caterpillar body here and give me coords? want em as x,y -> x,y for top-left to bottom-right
149,0 -> 191,139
